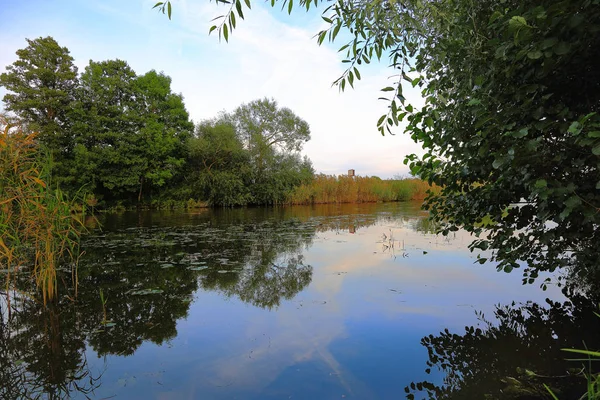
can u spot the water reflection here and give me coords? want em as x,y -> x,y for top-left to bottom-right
2,204 -> 400,397
406,283 -> 600,400
0,296 -> 101,399
0,202 -> 582,399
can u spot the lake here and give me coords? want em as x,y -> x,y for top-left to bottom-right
2,202 -> 598,399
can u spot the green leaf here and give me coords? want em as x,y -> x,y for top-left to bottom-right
381,87 -> 395,92
554,42 -> 571,55
527,50 -> 543,59
543,384 -> 560,400
592,144 -> 600,155
244,0 -> 251,8
209,25 -> 217,34
223,23 -> 229,42
467,98 -> 481,106
561,348 -> 600,357
534,179 -> 547,188
332,23 -> 341,41
288,0 -> 293,15
167,1 -> 172,19
152,2 -> 164,9
511,128 -> 528,138
492,157 -> 505,169
236,0 -> 244,19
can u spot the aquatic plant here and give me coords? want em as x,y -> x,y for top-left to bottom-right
285,174 -> 434,205
0,116 -> 86,305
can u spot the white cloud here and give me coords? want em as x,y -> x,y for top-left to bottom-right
0,0 -> 426,177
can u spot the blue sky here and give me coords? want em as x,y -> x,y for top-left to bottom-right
0,0 -> 424,177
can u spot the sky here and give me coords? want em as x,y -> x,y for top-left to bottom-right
0,0 -> 425,178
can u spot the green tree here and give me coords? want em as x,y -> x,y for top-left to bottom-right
0,36 -> 78,159
186,120 -> 252,206
222,98 -> 313,204
228,97 -> 311,172
155,0 -> 600,282
132,70 -> 194,201
68,61 -> 192,202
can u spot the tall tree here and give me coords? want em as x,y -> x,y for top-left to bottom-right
132,70 -> 194,201
186,120 -> 252,206
69,61 -> 192,202
0,36 -> 78,151
228,98 -> 311,172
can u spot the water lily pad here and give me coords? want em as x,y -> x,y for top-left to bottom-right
129,288 -> 164,295
188,266 -> 208,271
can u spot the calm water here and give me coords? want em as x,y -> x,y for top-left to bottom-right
2,202 -> 599,399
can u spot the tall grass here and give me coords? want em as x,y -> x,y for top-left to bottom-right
0,117 -> 86,305
285,174 -> 434,205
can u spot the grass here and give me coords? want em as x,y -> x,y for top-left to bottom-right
285,174 -> 434,205
0,117 -> 86,305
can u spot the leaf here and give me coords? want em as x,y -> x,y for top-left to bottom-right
167,1 -> 172,19
209,25 -> 217,34
236,0 -> 244,19
534,179 -> 547,188
467,98 -> 481,106
508,16 -> 530,32
592,144 -> 600,155
527,50 -> 543,59
223,23 -> 229,42
332,23 -> 341,41
554,42 -> 571,55
152,2 -> 164,9
543,384 -> 560,400
244,0 -> 251,8
381,87 -> 395,92
288,0 -> 293,15
561,348 -> 600,357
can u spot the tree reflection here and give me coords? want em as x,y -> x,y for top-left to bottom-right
0,296 -> 101,400
406,285 -> 600,399
0,204 -> 424,398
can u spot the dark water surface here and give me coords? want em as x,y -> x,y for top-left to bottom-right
3,202 -> 599,399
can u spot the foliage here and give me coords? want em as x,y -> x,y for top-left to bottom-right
406,284 -> 600,400
182,112 -> 314,206
0,117 -> 85,305
68,61 -> 193,202
402,0 -> 600,284
286,174 -> 432,204
185,120 -> 253,206
0,36 -> 78,148
156,0 -> 600,282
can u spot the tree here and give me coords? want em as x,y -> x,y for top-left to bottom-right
132,70 -> 194,201
186,120 -> 252,206
0,36 -> 78,159
228,97 -> 311,171
154,0 -> 600,283
68,61 -> 192,202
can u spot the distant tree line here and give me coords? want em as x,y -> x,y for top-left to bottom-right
0,36 -> 314,207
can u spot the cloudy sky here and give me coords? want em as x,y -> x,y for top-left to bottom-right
0,0 -> 424,177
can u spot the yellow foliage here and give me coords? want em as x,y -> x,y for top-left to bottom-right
286,174 -> 435,205
0,116 -> 84,305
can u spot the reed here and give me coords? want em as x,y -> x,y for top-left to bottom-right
285,174 -> 434,205
0,117 -> 86,305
